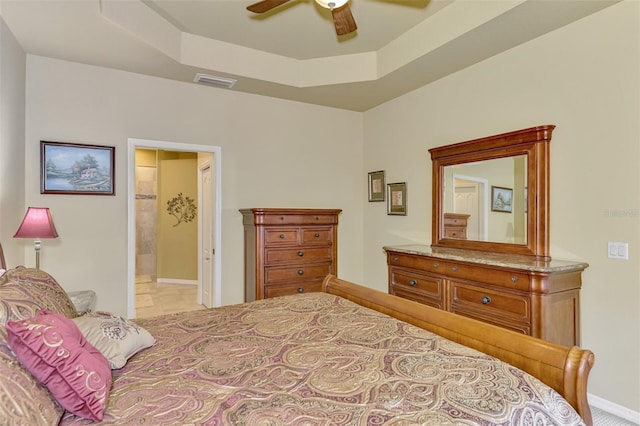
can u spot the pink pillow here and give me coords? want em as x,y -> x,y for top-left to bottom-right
6,310 -> 111,421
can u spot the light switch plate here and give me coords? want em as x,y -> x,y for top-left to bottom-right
608,242 -> 629,260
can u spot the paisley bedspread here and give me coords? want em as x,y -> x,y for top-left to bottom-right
60,293 -> 585,425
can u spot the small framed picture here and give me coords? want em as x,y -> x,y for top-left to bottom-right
491,186 -> 513,213
41,141 -> 115,195
387,182 -> 407,215
368,170 -> 385,202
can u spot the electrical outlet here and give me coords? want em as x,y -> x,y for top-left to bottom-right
608,242 -> 629,260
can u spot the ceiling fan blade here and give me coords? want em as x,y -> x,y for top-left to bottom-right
331,4 -> 357,36
246,0 -> 291,13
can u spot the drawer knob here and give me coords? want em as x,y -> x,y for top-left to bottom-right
452,266 -> 458,272
280,216 -> 285,221
511,276 -> 518,283
394,256 -> 399,261
433,263 -> 439,269
297,269 -> 304,275
481,296 -> 492,305
314,233 -> 320,238
297,251 -> 304,257
279,234 -> 285,239
298,287 -> 304,293
452,233 -> 457,237
315,216 -> 319,220
409,280 -> 417,287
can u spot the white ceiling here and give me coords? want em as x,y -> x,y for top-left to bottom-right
0,0 -> 619,111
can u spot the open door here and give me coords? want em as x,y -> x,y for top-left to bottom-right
200,163 -> 213,308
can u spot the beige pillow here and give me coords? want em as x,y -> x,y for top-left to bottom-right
0,267 -> 77,325
73,311 -> 155,369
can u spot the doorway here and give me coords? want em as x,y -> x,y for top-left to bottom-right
127,139 -> 222,319
453,174 -> 489,241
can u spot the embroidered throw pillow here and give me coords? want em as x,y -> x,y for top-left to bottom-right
73,311 -> 155,369
6,310 -> 111,421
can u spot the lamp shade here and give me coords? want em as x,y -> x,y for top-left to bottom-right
14,207 -> 59,239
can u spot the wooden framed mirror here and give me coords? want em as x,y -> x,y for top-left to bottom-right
429,125 -> 554,259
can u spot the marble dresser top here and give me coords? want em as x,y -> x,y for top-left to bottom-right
383,244 -> 589,273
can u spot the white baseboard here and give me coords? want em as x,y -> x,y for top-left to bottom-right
156,278 -> 198,286
589,393 -> 640,424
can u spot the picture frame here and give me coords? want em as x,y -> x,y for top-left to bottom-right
491,186 -> 513,213
387,182 -> 407,216
41,141 -> 115,195
368,170 -> 385,202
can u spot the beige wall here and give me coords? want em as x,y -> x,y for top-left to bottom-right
0,17 -> 26,265
4,0 -> 638,416
22,54 -> 365,312
363,1 -> 639,414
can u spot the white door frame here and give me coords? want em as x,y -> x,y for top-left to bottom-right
127,138 -> 222,318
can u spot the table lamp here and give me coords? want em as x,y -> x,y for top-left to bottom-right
13,207 -> 59,269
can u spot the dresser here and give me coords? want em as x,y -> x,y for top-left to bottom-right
384,244 -> 588,346
240,208 -> 341,301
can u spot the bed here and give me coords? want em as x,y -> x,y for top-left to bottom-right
0,264 -> 594,425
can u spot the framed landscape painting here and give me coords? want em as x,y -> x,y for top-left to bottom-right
41,141 -> 115,195
491,186 -> 512,213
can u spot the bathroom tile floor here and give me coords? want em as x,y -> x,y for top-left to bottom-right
135,275 -> 205,319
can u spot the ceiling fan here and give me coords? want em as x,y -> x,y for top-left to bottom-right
247,0 -> 357,36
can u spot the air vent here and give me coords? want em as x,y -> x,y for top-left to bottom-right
193,73 -> 237,89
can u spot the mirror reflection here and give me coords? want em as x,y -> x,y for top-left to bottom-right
443,155 -> 527,245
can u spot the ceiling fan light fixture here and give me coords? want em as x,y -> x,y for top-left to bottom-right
315,0 -> 348,10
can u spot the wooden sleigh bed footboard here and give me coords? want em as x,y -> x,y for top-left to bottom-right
322,274 -> 595,426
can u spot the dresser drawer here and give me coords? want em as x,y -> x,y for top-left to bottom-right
264,281 -> 323,298
444,215 -> 468,226
265,263 -> 332,284
259,214 -> 337,226
264,228 -> 299,246
387,252 -> 447,275
302,228 -> 333,244
451,281 -> 530,322
265,247 -> 332,264
390,269 -> 445,300
447,263 -> 531,291
392,289 -> 446,310
444,227 -> 466,239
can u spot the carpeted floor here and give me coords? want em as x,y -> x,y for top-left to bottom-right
592,406 -> 638,426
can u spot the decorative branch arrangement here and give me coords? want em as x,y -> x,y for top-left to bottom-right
166,193 -> 197,227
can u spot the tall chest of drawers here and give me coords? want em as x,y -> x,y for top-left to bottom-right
240,208 -> 341,301
384,244 -> 588,347
443,213 -> 470,239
